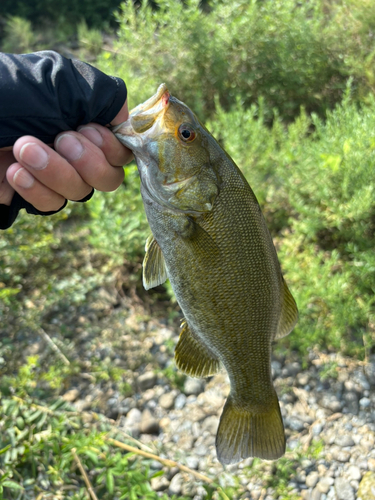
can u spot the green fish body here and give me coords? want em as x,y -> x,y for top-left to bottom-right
113,84 -> 298,464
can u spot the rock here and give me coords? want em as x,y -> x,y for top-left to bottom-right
310,488 -> 321,500
312,422 -> 324,436
334,434 -> 355,447
358,471 -> 375,500
286,361 -> 301,376
182,480 -> 197,496
359,397 -> 371,408
317,477 -> 334,494
320,394 -> 342,412
184,377 -> 204,396
343,391 -> 359,414
364,362 -> 375,385
368,459 -> 375,472
174,393 -> 187,409
286,416 -> 305,432
201,416 -> 219,435
347,465 -> 361,481
168,472 -> 184,495
137,372 -> 157,391
159,392 -> 176,410
126,408 -> 142,425
335,477 -> 354,500
62,389 -> 80,402
185,456 -> 199,470
271,360 -> 282,378
151,475 -> 170,491
140,409 -> 159,434
306,471 -> 319,488
297,373 -> 310,386
331,448 -> 351,463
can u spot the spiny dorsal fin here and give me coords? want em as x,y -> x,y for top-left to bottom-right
274,278 -> 298,340
175,320 -> 221,378
142,235 -> 168,290
216,391 -> 285,464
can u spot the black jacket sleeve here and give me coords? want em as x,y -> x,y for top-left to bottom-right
0,50 -> 127,229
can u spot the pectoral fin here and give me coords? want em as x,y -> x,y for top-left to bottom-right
274,278 -> 298,340
142,235 -> 168,290
175,320 -> 221,378
179,217 -> 221,260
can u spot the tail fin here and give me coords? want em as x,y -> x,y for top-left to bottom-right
216,392 -> 285,464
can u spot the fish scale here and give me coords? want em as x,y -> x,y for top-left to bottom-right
113,84 -> 298,464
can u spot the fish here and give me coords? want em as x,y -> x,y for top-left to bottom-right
112,84 -> 298,465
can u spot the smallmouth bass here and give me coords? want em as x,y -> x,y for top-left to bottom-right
113,84 -> 298,464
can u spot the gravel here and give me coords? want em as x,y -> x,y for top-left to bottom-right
66,312 -> 375,499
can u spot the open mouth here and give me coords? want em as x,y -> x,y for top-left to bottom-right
130,83 -> 170,116
112,83 -> 170,138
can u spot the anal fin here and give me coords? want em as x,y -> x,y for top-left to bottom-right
274,278 -> 298,340
143,235 -> 168,290
175,320 -> 221,378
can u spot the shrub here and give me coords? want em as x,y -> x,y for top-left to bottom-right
98,0 -> 375,122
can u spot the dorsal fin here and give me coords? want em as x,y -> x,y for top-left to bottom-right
142,235 -> 168,290
274,278 -> 298,340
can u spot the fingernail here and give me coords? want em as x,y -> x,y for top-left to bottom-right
55,134 -> 84,161
20,143 -> 49,170
77,126 -> 103,147
13,168 -> 35,189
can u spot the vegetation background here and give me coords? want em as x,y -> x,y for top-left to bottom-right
0,0 -> 375,498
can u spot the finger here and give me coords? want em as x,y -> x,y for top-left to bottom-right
0,151 -> 15,205
12,136 -> 92,201
110,99 -> 130,126
54,131 -> 125,192
6,163 -> 66,212
77,123 -> 133,167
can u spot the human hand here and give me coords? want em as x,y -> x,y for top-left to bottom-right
0,101 -> 133,211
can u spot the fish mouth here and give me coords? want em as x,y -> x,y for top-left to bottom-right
112,83 -> 170,140
130,83 -> 170,117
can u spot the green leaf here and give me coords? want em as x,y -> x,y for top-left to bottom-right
0,445 -> 11,456
2,480 -> 24,490
150,470 -> 164,479
106,469 -> 114,494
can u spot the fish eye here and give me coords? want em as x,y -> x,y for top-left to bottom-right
178,123 -> 196,143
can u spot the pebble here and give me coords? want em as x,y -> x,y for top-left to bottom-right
334,477 -> 354,500
62,388 -> 80,402
306,471 -> 320,488
140,409 -> 159,434
151,475 -> 169,491
317,477 -> 334,494
347,465 -> 361,481
320,394 -> 342,412
331,449 -> 351,463
137,372 -> 157,391
310,488 -> 322,500
174,393 -> 187,409
334,434 -> 355,447
159,392 -> 176,410
185,456 -> 199,470
168,472 -> 184,495
286,416 -> 306,432
359,397 -> 371,408
184,377 -> 204,396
